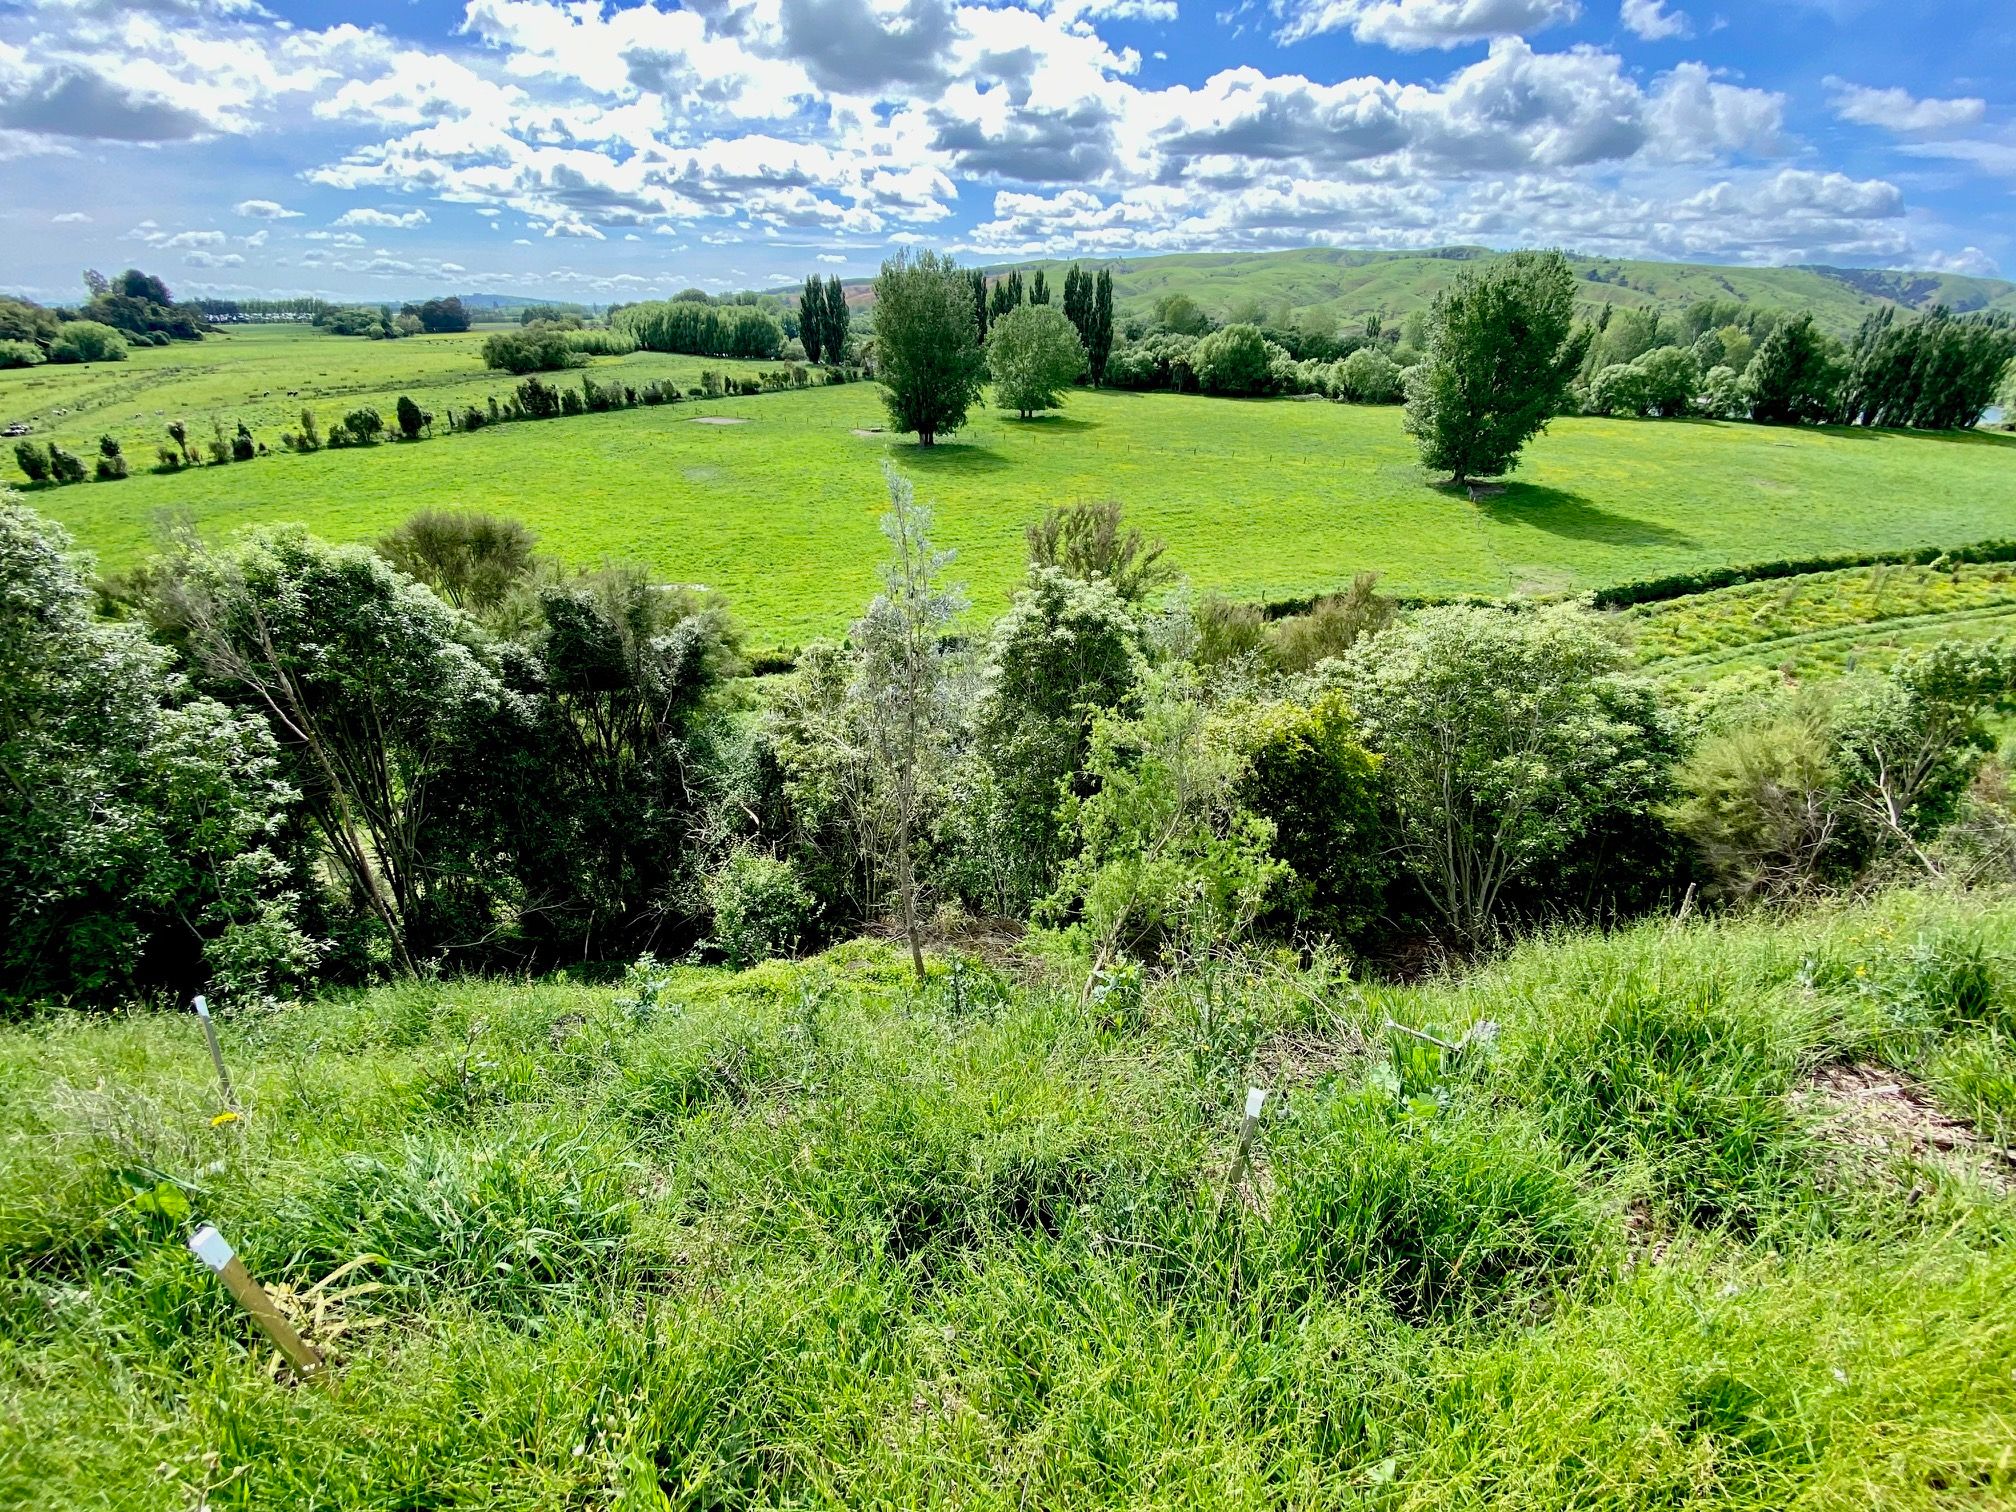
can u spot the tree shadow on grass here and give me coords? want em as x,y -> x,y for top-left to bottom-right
898,440 -> 1014,474
1001,412 -> 1099,432
1473,482 -> 1702,549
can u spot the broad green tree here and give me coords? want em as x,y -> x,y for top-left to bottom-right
1339,604 -> 1672,947
985,303 -> 1084,418
1,497 -> 319,1006
1403,250 -> 1589,486
1191,323 -> 1274,394
874,250 -> 985,446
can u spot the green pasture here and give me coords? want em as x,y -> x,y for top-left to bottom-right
19,351 -> 2016,646
0,323 -> 782,460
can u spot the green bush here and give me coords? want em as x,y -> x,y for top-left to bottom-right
46,443 -> 86,484
1190,323 -> 1276,395
92,435 -> 127,482
481,327 -> 585,374
48,320 -> 129,364
12,440 -> 50,483
1234,691 -> 1389,942
0,340 -> 44,369
707,850 -> 818,968
1332,345 -> 1402,403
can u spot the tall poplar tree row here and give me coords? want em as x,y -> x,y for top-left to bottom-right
798,276 -> 825,364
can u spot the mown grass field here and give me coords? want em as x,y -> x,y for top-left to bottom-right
0,323 -> 784,460
4,892 -> 2014,1507
17,328 -> 2016,647
1625,559 -> 2016,686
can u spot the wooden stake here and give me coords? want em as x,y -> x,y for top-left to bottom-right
1216,1087 -> 1268,1219
189,1225 -> 323,1378
192,996 -> 238,1112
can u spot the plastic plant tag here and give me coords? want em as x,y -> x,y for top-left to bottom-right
1244,1088 -> 1268,1119
189,1225 -> 235,1272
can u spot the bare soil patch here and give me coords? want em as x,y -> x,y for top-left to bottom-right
690,416 -> 749,426
1795,1061 -> 2013,1193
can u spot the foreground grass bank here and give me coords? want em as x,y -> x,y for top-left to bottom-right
27,373 -> 2016,646
4,891 -> 2014,1507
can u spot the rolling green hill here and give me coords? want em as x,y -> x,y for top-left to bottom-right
959,247 -> 2016,337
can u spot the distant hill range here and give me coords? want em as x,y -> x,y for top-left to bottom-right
939,247 -> 2016,336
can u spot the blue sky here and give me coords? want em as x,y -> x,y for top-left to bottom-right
0,0 -> 2009,303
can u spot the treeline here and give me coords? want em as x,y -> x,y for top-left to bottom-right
1578,304 -> 2012,430
969,264 -> 1115,383
10,482 -> 2016,1011
0,268 -> 210,368
317,296 -> 473,340
613,300 -> 787,360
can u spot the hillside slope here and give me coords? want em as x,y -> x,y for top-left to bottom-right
955,247 -> 2016,336
3,893 -> 2013,1505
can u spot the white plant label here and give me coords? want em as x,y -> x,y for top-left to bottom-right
192,995 -> 211,1020
189,1225 -> 235,1272
1244,1087 -> 1268,1120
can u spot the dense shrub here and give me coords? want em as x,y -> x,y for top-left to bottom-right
93,435 -> 128,482
0,340 -> 44,369
1338,605 -> 1675,946
1,498 -> 322,1006
973,568 -> 1142,911
1332,345 -> 1402,403
707,850 -> 818,967
1234,691 -> 1389,942
48,321 -> 129,364
482,327 -> 586,374
1190,324 -> 1277,395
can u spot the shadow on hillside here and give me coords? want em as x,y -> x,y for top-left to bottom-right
1476,484 -> 1701,548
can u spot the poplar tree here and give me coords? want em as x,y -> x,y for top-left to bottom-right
798,276 -> 825,363
1088,269 -> 1115,386
823,275 -> 850,363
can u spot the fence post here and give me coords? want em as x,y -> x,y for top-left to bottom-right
192,996 -> 238,1112
1217,1087 -> 1268,1219
189,1225 -> 323,1378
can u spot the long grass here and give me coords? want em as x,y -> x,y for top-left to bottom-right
3,892 -> 2014,1505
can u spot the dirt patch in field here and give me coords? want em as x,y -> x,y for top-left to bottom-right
1794,1061 -> 2013,1193
690,416 -> 749,425
851,426 -> 885,437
